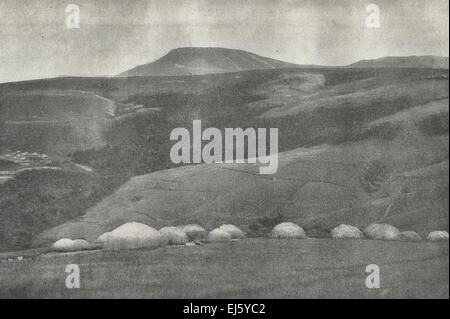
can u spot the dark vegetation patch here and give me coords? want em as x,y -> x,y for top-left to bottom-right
304,226 -> 332,238
416,111 -> 449,136
0,169 -> 127,251
360,160 -> 391,194
248,212 -> 284,237
72,80 -> 267,175
130,195 -> 143,202
0,159 -> 19,170
3,123 -> 93,155
356,122 -> 403,141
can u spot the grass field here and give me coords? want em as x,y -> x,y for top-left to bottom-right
0,238 -> 447,298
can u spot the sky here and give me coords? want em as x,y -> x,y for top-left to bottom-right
0,0 -> 448,83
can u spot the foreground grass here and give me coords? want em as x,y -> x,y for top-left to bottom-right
0,238 -> 448,298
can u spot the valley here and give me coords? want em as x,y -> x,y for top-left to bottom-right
0,49 -> 448,299
1,62 -> 448,251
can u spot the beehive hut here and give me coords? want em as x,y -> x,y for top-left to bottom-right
363,223 -> 400,240
50,238 -> 90,252
270,222 -> 307,239
219,224 -> 245,239
160,226 -> 189,245
103,222 -> 166,250
206,228 -> 232,242
427,230 -> 449,241
179,224 -> 207,241
51,238 -> 74,251
399,231 -> 422,241
96,232 -> 111,243
51,238 -> 72,249
331,224 -> 363,239
72,239 -> 89,247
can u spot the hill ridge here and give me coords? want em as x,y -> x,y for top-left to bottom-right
117,47 -> 299,77
347,55 -> 449,69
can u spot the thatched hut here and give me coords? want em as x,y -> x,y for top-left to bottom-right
331,224 -> 363,239
363,223 -> 400,240
399,231 -> 422,241
96,232 -> 111,243
427,230 -> 449,241
219,224 -> 245,239
270,222 -> 307,239
160,226 -> 189,245
51,238 -> 90,252
103,222 -> 166,250
206,228 -> 232,242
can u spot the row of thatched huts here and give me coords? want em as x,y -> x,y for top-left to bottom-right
50,221 -> 449,252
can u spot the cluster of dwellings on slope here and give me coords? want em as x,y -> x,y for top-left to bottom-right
0,150 -> 54,185
0,150 -> 51,167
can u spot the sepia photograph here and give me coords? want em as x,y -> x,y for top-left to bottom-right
0,0 -> 448,302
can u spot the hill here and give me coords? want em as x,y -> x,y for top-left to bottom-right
347,55 -> 449,69
117,47 -> 300,77
0,90 -> 115,155
118,50 -> 449,77
0,66 -> 448,251
39,112 -> 449,244
0,162 -> 114,251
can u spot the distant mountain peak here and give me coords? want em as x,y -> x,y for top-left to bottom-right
119,49 -> 449,77
347,55 -> 449,69
117,47 -> 299,77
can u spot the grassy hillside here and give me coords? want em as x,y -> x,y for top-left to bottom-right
0,90 -> 115,155
0,166 -> 127,251
69,68 -> 449,173
0,67 -> 448,251
39,122 -> 448,244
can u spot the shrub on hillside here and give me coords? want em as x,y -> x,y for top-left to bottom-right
416,112 -> 449,136
248,213 -> 284,237
160,226 -> 189,245
179,224 -> 207,241
360,160 -> 390,194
